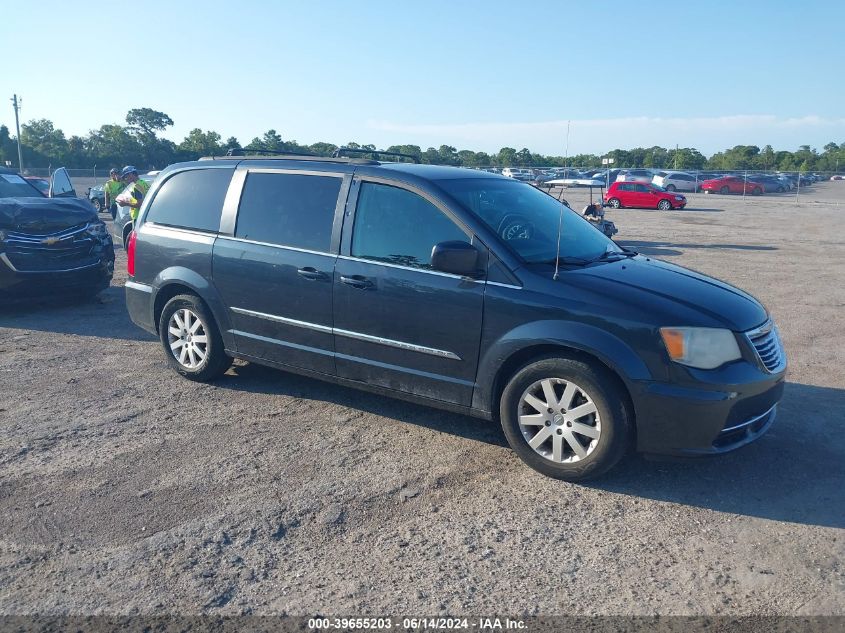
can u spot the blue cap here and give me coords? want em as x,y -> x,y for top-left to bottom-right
120,165 -> 138,178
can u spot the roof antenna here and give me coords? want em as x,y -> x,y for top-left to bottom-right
552,200 -> 564,281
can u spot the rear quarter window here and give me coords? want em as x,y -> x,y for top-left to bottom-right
235,172 -> 342,252
144,168 -> 234,232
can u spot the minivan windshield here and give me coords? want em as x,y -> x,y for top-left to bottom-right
437,178 -> 619,264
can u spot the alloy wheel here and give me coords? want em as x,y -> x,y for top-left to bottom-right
167,308 -> 208,369
517,378 -> 601,463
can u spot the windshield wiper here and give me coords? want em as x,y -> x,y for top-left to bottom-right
592,247 -> 638,262
538,256 -> 592,267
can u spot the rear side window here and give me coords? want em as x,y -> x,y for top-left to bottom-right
235,172 -> 342,252
145,168 -> 233,232
352,182 -> 467,269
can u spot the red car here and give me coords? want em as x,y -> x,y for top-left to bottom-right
603,182 -> 687,210
700,176 -> 764,195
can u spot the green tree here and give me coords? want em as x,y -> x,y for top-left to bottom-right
87,124 -> 143,167
386,144 -> 422,162
20,119 -> 69,165
178,128 -> 222,158
309,142 -> 339,156
0,125 -> 13,164
496,147 -> 517,166
221,136 -> 240,153
126,108 -> 174,136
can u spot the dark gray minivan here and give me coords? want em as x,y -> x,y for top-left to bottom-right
124,153 -> 786,480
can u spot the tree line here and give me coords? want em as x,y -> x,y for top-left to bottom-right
1,107 -> 843,173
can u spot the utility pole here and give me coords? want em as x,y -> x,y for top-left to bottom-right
564,120 -> 570,176
11,94 -> 23,171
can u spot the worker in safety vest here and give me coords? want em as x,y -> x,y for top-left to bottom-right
119,165 -> 150,223
103,168 -> 124,220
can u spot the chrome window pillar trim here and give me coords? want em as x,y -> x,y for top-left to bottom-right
487,281 -> 523,290
230,306 -> 461,360
140,223 -> 217,244
335,254 -> 483,283
215,235 -> 335,258
125,280 -> 153,293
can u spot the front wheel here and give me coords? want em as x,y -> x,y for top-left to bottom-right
607,198 -> 621,209
91,198 -> 102,212
657,199 -> 672,210
159,294 -> 233,382
665,184 -> 676,192
752,187 -> 762,196
499,357 -> 632,481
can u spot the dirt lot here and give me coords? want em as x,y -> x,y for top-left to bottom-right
0,182 -> 843,617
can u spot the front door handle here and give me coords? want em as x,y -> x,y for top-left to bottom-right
339,274 -> 373,289
297,267 -> 328,281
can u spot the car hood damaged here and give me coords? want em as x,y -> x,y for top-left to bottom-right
0,197 -> 97,234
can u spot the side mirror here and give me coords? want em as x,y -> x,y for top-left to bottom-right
430,241 -> 480,277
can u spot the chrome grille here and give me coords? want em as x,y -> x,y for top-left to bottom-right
746,321 -> 786,373
2,223 -> 98,272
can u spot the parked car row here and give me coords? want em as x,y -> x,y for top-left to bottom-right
497,165 -> 828,194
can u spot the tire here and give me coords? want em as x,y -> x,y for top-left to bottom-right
657,199 -> 672,210
752,187 -> 762,196
720,186 -> 730,195
607,198 -> 621,209
499,356 -> 632,481
158,294 -> 233,382
91,198 -> 102,212
665,184 -> 676,192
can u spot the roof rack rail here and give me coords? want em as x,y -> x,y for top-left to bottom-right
226,147 -> 318,157
332,147 -> 421,164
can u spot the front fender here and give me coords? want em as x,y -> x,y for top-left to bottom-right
472,320 -> 652,413
150,266 -> 235,349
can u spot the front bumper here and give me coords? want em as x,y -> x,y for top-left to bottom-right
631,371 -> 785,456
0,252 -> 114,299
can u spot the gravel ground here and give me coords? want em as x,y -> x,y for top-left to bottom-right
0,182 -> 843,617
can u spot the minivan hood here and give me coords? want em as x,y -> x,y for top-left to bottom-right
0,197 -> 97,234
558,256 -> 767,332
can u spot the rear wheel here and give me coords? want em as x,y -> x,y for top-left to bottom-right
159,294 -> 233,382
720,186 -> 730,194
499,356 -> 632,481
665,184 -> 676,192
607,198 -> 621,209
752,187 -> 762,196
657,199 -> 672,210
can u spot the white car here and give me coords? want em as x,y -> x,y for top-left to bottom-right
501,168 -> 533,181
616,168 -> 658,183
652,171 -> 701,192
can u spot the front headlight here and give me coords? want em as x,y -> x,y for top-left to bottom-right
659,327 -> 741,369
675,196 -> 684,201
86,222 -> 108,237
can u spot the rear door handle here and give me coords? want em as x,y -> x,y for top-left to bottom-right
339,275 -> 373,289
297,267 -> 328,281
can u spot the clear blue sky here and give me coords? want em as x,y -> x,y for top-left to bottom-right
3,0 -> 844,156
